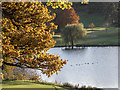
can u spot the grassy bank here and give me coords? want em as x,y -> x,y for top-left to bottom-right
1,80 -> 63,89
53,27 -> 119,46
1,80 -> 103,90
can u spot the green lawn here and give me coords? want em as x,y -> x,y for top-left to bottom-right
52,6 -> 119,46
1,80 -> 65,89
1,80 -> 103,90
53,27 -> 119,46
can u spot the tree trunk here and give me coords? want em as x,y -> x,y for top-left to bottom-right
71,40 -> 74,49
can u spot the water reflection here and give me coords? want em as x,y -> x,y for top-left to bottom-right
39,47 -> 118,88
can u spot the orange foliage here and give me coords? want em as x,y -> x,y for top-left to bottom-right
2,2 -> 71,78
55,8 -> 79,29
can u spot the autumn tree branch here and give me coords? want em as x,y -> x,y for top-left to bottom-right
2,61 -> 42,70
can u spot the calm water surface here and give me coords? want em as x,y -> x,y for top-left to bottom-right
40,47 -> 118,88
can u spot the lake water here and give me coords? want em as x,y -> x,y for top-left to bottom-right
40,47 -> 118,88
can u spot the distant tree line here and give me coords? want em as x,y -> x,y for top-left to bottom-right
72,2 -> 119,27
51,2 -> 119,34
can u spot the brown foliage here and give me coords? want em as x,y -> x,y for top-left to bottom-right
55,8 -> 79,29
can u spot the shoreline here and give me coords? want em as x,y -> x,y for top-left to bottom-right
54,45 -> 119,48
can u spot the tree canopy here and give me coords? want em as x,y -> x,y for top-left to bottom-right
61,23 -> 87,49
55,7 -> 79,30
1,2 -> 72,78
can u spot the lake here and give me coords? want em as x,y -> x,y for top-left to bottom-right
40,47 -> 118,88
